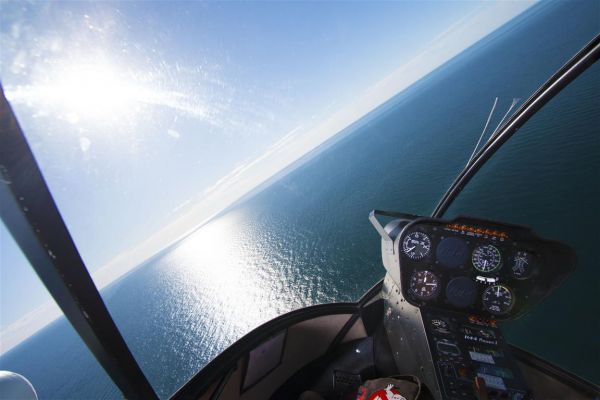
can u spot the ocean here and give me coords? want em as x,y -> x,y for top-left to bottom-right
1,1 -> 598,398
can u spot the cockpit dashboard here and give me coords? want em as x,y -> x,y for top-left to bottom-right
395,216 -> 575,319
370,212 -> 578,399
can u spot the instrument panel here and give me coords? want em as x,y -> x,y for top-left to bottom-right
396,216 -> 575,319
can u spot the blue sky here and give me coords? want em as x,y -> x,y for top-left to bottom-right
0,1 -> 533,353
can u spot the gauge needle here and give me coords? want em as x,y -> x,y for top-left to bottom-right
496,286 -> 501,296
407,246 -> 416,252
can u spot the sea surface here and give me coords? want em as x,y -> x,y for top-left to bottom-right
1,2 -> 599,398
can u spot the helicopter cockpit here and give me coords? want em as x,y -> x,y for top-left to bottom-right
267,212 -> 577,400
367,212 -> 575,400
0,3 -> 597,400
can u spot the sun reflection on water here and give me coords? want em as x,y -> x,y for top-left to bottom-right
161,211 -> 302,345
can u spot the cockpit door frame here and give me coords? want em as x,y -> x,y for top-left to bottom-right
0,89 -> 159,400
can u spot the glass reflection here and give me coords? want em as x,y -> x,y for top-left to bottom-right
101,210 -> 319,397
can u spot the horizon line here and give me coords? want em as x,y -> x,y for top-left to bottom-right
0,1 -> 535,356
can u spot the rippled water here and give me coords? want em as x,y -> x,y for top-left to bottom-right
1,1 -> 598,398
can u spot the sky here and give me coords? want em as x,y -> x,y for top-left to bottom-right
0,1 -> 534,354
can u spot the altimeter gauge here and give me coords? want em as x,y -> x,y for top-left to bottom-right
409,270 -> 440,300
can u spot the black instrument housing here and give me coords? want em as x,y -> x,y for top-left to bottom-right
396,216 -> 576,320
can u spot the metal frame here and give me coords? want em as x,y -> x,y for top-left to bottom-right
432,33 -> 600,218
0,89 -> 159,400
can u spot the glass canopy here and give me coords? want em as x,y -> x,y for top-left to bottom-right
1,1 -> 597,398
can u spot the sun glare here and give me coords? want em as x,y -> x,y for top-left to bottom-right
5,56 -> 208,128
12,59 -> 145,123
49,62 -> 139,119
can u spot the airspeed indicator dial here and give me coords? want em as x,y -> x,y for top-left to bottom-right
472,244 -> 502,273
402,232 -> 432,260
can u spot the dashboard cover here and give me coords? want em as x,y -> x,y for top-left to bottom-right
376,213 -> 576,320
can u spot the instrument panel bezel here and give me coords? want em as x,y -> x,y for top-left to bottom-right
392,215 -> 576,320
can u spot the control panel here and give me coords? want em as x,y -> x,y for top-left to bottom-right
371,211 -> 577,400
423,309 -> 530,400
395,216 -> 575,319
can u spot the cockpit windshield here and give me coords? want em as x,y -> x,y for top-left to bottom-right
1,1 -> 598,398
443,58 -> 600,385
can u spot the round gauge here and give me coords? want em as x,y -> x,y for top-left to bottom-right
511,251 -> 533,279
482,285 -> 514,315
436,237 -> 469,269
445,276 -> 478,308
402,232 -> 432,260
472,245 -> 502,273
409,270 -> 440,300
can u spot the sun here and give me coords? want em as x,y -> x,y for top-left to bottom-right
49,61 -> 138,119
5,54 -> 210,132
5,56 -> 159,126
31,59 -> 146,122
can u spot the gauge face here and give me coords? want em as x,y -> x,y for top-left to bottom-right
511,251 -> 533,279
436,237 -> 469,269
409,270 -> 440,300
482,285 -> 514,315
402,232 -> 432,260
472,245 -> 502,273
445,276 -> 477,308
